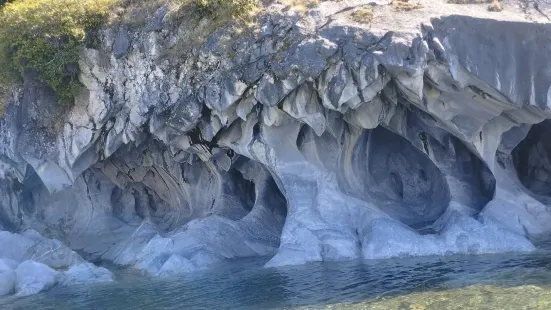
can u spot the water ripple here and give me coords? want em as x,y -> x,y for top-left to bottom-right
1,252 -> 551,309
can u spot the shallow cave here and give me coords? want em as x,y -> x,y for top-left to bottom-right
513,120 -> 551,197
104,146 -> 289,238
294,122 -> 453,229
224,168 -> 257,214
365,126 -> 451,228
428,132 -> 496,213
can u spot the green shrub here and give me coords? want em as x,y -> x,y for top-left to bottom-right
0,82 -> 8,115
0,0 -> 258,110
0,0 -> 118,104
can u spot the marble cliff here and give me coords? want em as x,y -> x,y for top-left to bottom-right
1,0 -> 551,297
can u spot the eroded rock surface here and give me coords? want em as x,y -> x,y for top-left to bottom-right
1,0 -> 551,295
14,260 -> 58,297
0,230 -> 113,297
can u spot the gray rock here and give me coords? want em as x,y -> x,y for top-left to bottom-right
0,229 -> 86,269
59,263 -> 114,286
0,230 -> 113,296
113,29 -> 131,59
157,255 -> 196,277
0,270 -> 15,296
0,259 -> 18,272
146,6 -> 169,32
15,260 -> 58,296
0,231 -> 37,261
0,259 -> 17,296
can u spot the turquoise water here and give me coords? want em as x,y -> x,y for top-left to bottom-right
2,251 -> 551,309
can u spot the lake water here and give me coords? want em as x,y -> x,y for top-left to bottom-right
2,251 -> 551,309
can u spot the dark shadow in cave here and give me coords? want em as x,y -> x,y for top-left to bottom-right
17,166 -> 50,216
513,119 -> 551,197
425,132 -> 496,212
366,126 -> 451,228
228,168 -> 256,214
232,155 -> 288,220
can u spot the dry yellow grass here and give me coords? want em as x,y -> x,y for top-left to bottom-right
447,0 -> 502,12
447,0 -> 489,3
112,0 -> 171,28
487,0 -> 503,11
391,0 -> 423,11
114,0 -> 260,27
281,0 -> 320,14
351,7 -> 373,24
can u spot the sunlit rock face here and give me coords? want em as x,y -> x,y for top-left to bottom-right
1,2 -> 551,293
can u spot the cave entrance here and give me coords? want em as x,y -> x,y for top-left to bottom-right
366,126 -> 451,228
513,120 -> 551,197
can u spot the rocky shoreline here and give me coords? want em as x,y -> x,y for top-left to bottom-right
2,0 -> 551,297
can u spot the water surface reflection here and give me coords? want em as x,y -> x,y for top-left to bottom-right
1,251 -> 551,309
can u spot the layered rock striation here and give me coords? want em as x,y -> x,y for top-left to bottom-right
1,0 -> 551,296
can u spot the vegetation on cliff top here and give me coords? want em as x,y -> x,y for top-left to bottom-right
0,0 -> 504,114
0,0 -> 258,112
0,0 -> 117,106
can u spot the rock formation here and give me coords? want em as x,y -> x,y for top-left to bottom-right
1,0 -> 551,297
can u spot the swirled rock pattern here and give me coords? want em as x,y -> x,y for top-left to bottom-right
1,0 -> 551,295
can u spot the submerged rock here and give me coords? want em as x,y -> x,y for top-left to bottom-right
330,285 -> 551,310
157,255 -> 196,277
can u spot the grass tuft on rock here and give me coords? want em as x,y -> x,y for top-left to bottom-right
281,0 -> 319,14
351,7 -> 374,24
447,0 -> 503,12
391,0 -> 423,11
193,0 -> 258,20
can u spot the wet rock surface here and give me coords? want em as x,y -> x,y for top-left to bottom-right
1,0 -> 551,297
